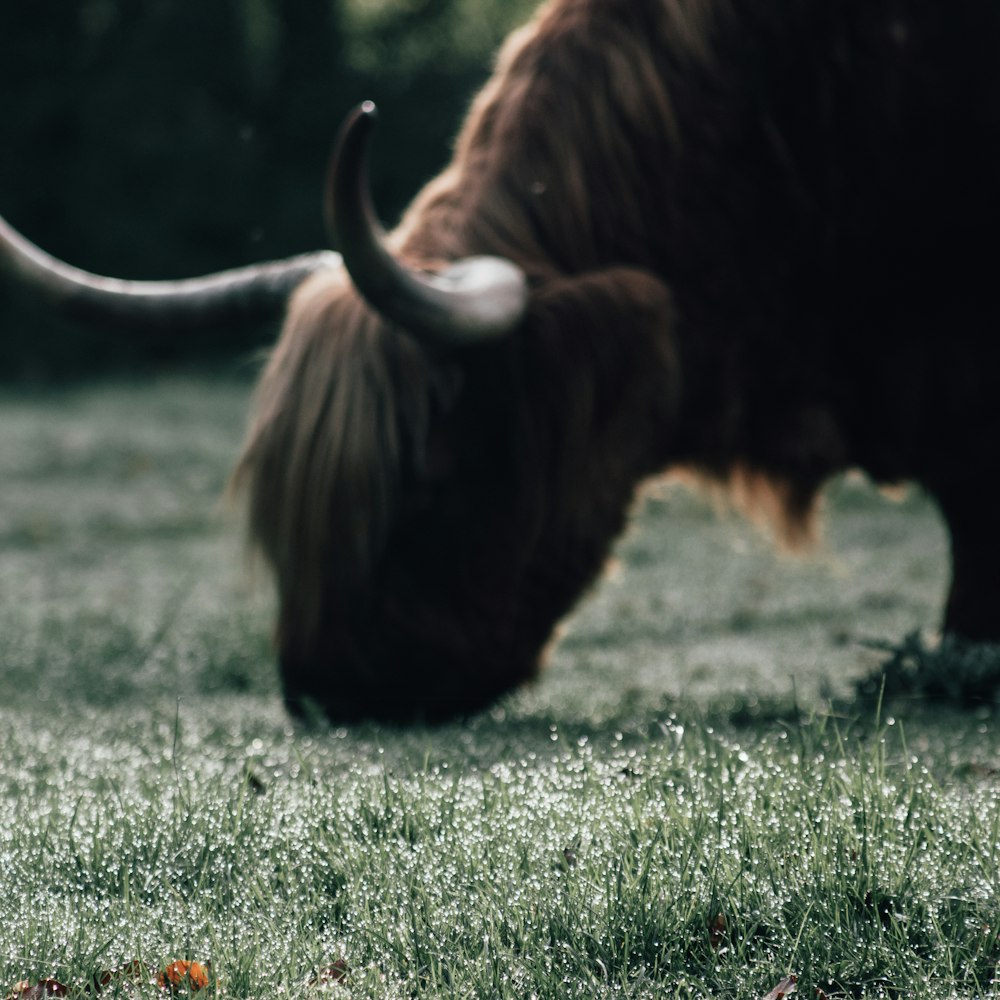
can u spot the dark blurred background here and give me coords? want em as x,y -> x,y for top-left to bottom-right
0,0 -> 535,380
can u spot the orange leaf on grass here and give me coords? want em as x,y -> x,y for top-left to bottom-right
156,961 -> 212,993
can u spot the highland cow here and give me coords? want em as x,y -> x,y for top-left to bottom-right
3,0 -> 1000,722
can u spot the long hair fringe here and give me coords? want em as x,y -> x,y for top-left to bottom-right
231,270 -> 434,652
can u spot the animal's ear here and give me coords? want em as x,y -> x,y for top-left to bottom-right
524,266 -> 680,425
528,266 -> 675,339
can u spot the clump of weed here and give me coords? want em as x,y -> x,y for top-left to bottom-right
858,630 -> 1000,704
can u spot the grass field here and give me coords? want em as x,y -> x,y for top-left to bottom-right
2,376 -> 1000,999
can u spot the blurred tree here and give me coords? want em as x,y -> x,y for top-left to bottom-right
0,0 -> 534,378
255,0 -> 347,256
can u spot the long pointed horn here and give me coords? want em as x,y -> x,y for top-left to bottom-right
325,101 -> 528,346
0,213 -> 340,330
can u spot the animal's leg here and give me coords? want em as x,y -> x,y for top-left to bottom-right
934,487 -> 1000,642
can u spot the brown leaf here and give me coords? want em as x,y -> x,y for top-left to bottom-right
89,959 -> 148,994
6,980 -> 69,1000
761,974 -> 798,1000
310,960 -> 349,986
709,912 -> 728,950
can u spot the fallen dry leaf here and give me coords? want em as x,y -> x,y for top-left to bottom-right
310,959 -> 349,986
156,961 -> 212,993
760,974 -> 797,1000
90,959 -> 148,994
6,980 -> 69,1000
709,912 -> 728,950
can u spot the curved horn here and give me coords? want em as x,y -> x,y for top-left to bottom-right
0,213 -> 340,330
325,101 -> 528,346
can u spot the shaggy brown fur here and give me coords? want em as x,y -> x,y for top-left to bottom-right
235,0 -> 1000,721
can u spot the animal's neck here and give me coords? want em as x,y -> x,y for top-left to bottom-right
501,265 -> 682,652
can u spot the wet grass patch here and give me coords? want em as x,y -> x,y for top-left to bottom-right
1,377 -> 997,998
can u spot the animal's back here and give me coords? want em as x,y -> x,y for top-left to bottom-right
642,0 -> 1000,482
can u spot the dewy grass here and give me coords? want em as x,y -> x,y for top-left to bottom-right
1,377 -> 1000,998
2,709 -> 1000,998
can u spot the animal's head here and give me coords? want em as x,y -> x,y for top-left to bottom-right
0,102 -> 679,724
228,108 -> 527,721
235,268 -> 541,723
234,105 -> 680,722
